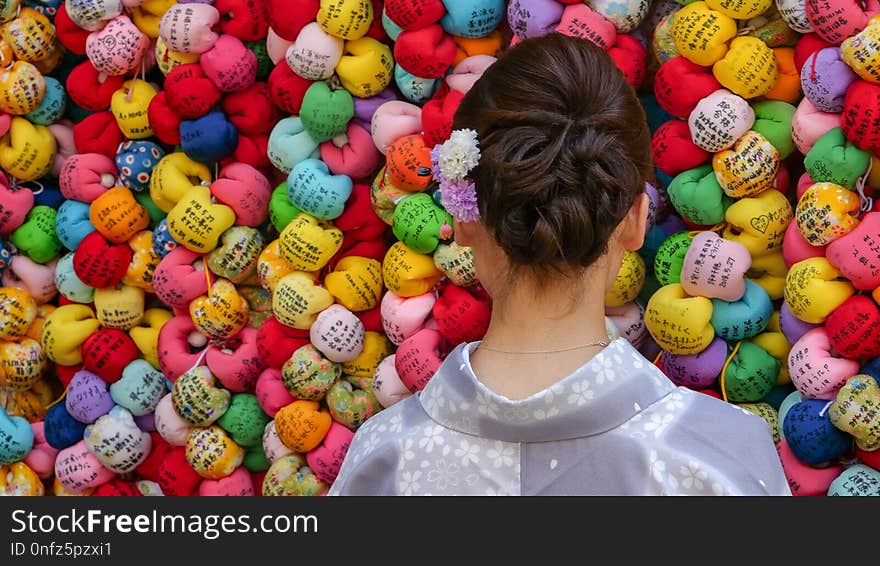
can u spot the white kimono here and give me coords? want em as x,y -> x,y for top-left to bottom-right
330,338 -> 791,495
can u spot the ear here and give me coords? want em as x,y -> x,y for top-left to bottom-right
619,192 -> 649,252
453,218 -> 481,247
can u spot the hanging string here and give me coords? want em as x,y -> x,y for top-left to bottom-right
719,340 -> 743,403
856,159 -> 874,213
653,350 -> 663,366
203,256 -> 213,296
818,399 -> 835,418
46,383 -> 71,410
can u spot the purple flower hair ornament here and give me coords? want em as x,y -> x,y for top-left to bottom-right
431,129 -> 481,222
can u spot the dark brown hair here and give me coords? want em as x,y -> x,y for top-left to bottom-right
453,33 -> 653,275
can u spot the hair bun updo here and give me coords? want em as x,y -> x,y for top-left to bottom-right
453,33 -> 653,273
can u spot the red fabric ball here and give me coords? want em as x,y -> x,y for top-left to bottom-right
366,0 -> 389,42
267,0 -> 318,41
653,56 -> 721,119
357,304 -> 384,333
73,231 -> 133,289
652,119 -> 711,176
223,133 -> 272,172
334,183 -> 388,242
335,238 -> 390,266
215,0 -> 270,41
421,85 -> 464,148
432,284 -> 492,344
158,446 -> 202,496
795,33 -> 834,73
394,24 -> 457,79
256,315 -> 311,369
842,80 -> 880,152
55,3 -> 90,55
66,61 -> 126,112
93,479 -> 142,496
81,328 -> 141,384
608,34 -> 647,89
385,0 -> 446,30
73,111 -> 123,158
135,433 -> 170,483
56,364 -> 82,389
268,62 -> 313,114
164,63 -> 222,120
147,91 -> 183,146
222,82 -> 278,136
856,445 -> 880,470
826,295 -> 880,360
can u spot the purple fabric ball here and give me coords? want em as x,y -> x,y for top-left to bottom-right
353,88 -> 397,125
507,0 -> 565,39
66,371 -> 116,425
800,48 -> 858,113
135,412 -> 157,432
661,336 -> 727,388
780,301 -> 821,345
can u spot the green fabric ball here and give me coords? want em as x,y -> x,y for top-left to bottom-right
243,442 -> 271,472
11,205 -> 62,264
667,165 -> 733,225
392,193 -> 453,254
269,184 -> 301,233
217,394 -> 271,448
300,82 -> 354,142
804,127 -> 871,189
723,342 -> 779,403
751,100 -> 796,159
654,231 -> 692,287
246,40 -> 273,81
134,190 -> 165,227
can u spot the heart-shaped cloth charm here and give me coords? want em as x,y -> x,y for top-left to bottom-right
789,327 -> 861,399
795,182 -> 860,247
829,375 -> 880,450
189,279 -> 250,342
185,425 -> 244,480
722,189 -> 792,258
281,344 -> 341,401
274,400 -> 332,453
712,130 -> 780,198
826,212 -> 880,291
171,365 -> 231,427
286,158 -> 353,220
646,283 -> 715,355
261,454 -> 327,496
84,406 -> 152,473
688,89 -> 755,152
784,257 -> 855,324
166,185 -> 236,254
271,272 -> 334,329
681,231 -> 751,301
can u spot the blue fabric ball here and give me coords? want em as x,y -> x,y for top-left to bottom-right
180,110 -> 239,164
711,280 -> 773,341
783,399 -> 853,465
56,200 -> 96,251
440,0 -> 505,38
25,77 -> 67,125
116,141 -> 165,192
394,65 -> 441,105
0,240 -> 10,276
32,181 -> 64,208
152,218 -> 179,259
44,403 -> 87,451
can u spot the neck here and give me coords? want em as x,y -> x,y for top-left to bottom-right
469,277 -> 610,400
481,280 -> 609,350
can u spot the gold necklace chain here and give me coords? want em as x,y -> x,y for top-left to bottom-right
478,338 -> 611,355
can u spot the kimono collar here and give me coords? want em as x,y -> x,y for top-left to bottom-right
419,338 -> 677,443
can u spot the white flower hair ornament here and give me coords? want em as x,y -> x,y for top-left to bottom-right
431,129 -> 481,222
